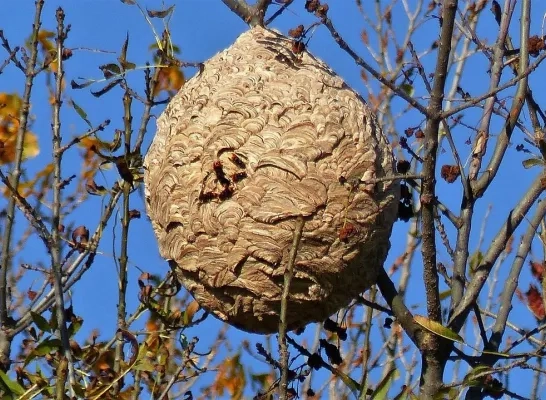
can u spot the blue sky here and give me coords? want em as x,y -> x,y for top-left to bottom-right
2,0 -> 546,398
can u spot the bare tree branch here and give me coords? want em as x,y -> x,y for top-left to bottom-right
376,268 -> 421,349
472,0 -> 529,196
488,197 -> 546,354
449,173 -> 544,332
320,15 -> 430,117
221,0 -> 273,26
220,0 -> 253,24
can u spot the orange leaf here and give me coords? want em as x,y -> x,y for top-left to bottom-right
153,66 -> 185,96
184,300 -> 200,324
0,130 -> 39,165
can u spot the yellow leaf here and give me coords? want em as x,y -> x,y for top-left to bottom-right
414,315 -> 464,343
0,92 -> 23,119
153,66 -> 185,96
0,130 -> 39,165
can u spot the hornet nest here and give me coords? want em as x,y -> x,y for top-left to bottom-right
144,26 -> 399,334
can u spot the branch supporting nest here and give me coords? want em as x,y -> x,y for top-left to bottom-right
221,0 -> 273,27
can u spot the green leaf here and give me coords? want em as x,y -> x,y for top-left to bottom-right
333,369 -> 359,395
33,338 -> 62,357
0,370 -> 25,396
469,251 -> 483,274
49,307 -> 58,332
23,337 -> 62,366
479,349 -> 512,358
99,63 -> 121,78
433,388 -> 458,400
463,364 -> 493,387
119,60 -> 136,70
522,158 -> 545,169
133,360 -> 155,372
400,83 -> 414,96
72,383 -> 86,399
69,99 -> 92,128
370,368 -> 397,399
67,317 -> 83,337
31,311 -> 51,333
439,289 -> 451,301
414,315 -> 464,344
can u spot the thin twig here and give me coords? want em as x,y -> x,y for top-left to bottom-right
113,93 -> 133,395
449,173 -> 544,331
265,0 -> 294,25
51,9 -> 76,397
0,46 -> 20,75
487,198 -> 546,356
57,119 -> 110,154
10,187 -> 123,336
279,216 -> 305,400
472,0 -> 529,195
358,287 -> 377,399
440,51 -> 546,120
355,295 -> 393,315
0,0 -> 44,370
0,30 -> 25,71
320,16 -> 430,117
0,171 -> 51,247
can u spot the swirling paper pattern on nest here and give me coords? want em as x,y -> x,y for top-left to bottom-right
144,26 -> 399,333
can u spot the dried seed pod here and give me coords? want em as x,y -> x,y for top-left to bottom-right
144,27 -> 399,334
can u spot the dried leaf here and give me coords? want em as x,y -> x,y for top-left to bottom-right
91,79 -> 122,97
71,79 -> 95,90
86,179 -> 108,196
129,209 -> 141,219
147,5 -> 175,18
440,164 -> 461,183
71,225 -> 90,251
530,260 -> 545,281
525,285 -> 545,320
119,329 -> 139,365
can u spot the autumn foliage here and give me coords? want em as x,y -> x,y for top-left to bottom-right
2,0 -> 546,399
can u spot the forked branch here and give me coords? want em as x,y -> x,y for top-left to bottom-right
221,0 -> 273,26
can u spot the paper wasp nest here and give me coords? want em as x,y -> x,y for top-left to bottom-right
144,27 -> 399,334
